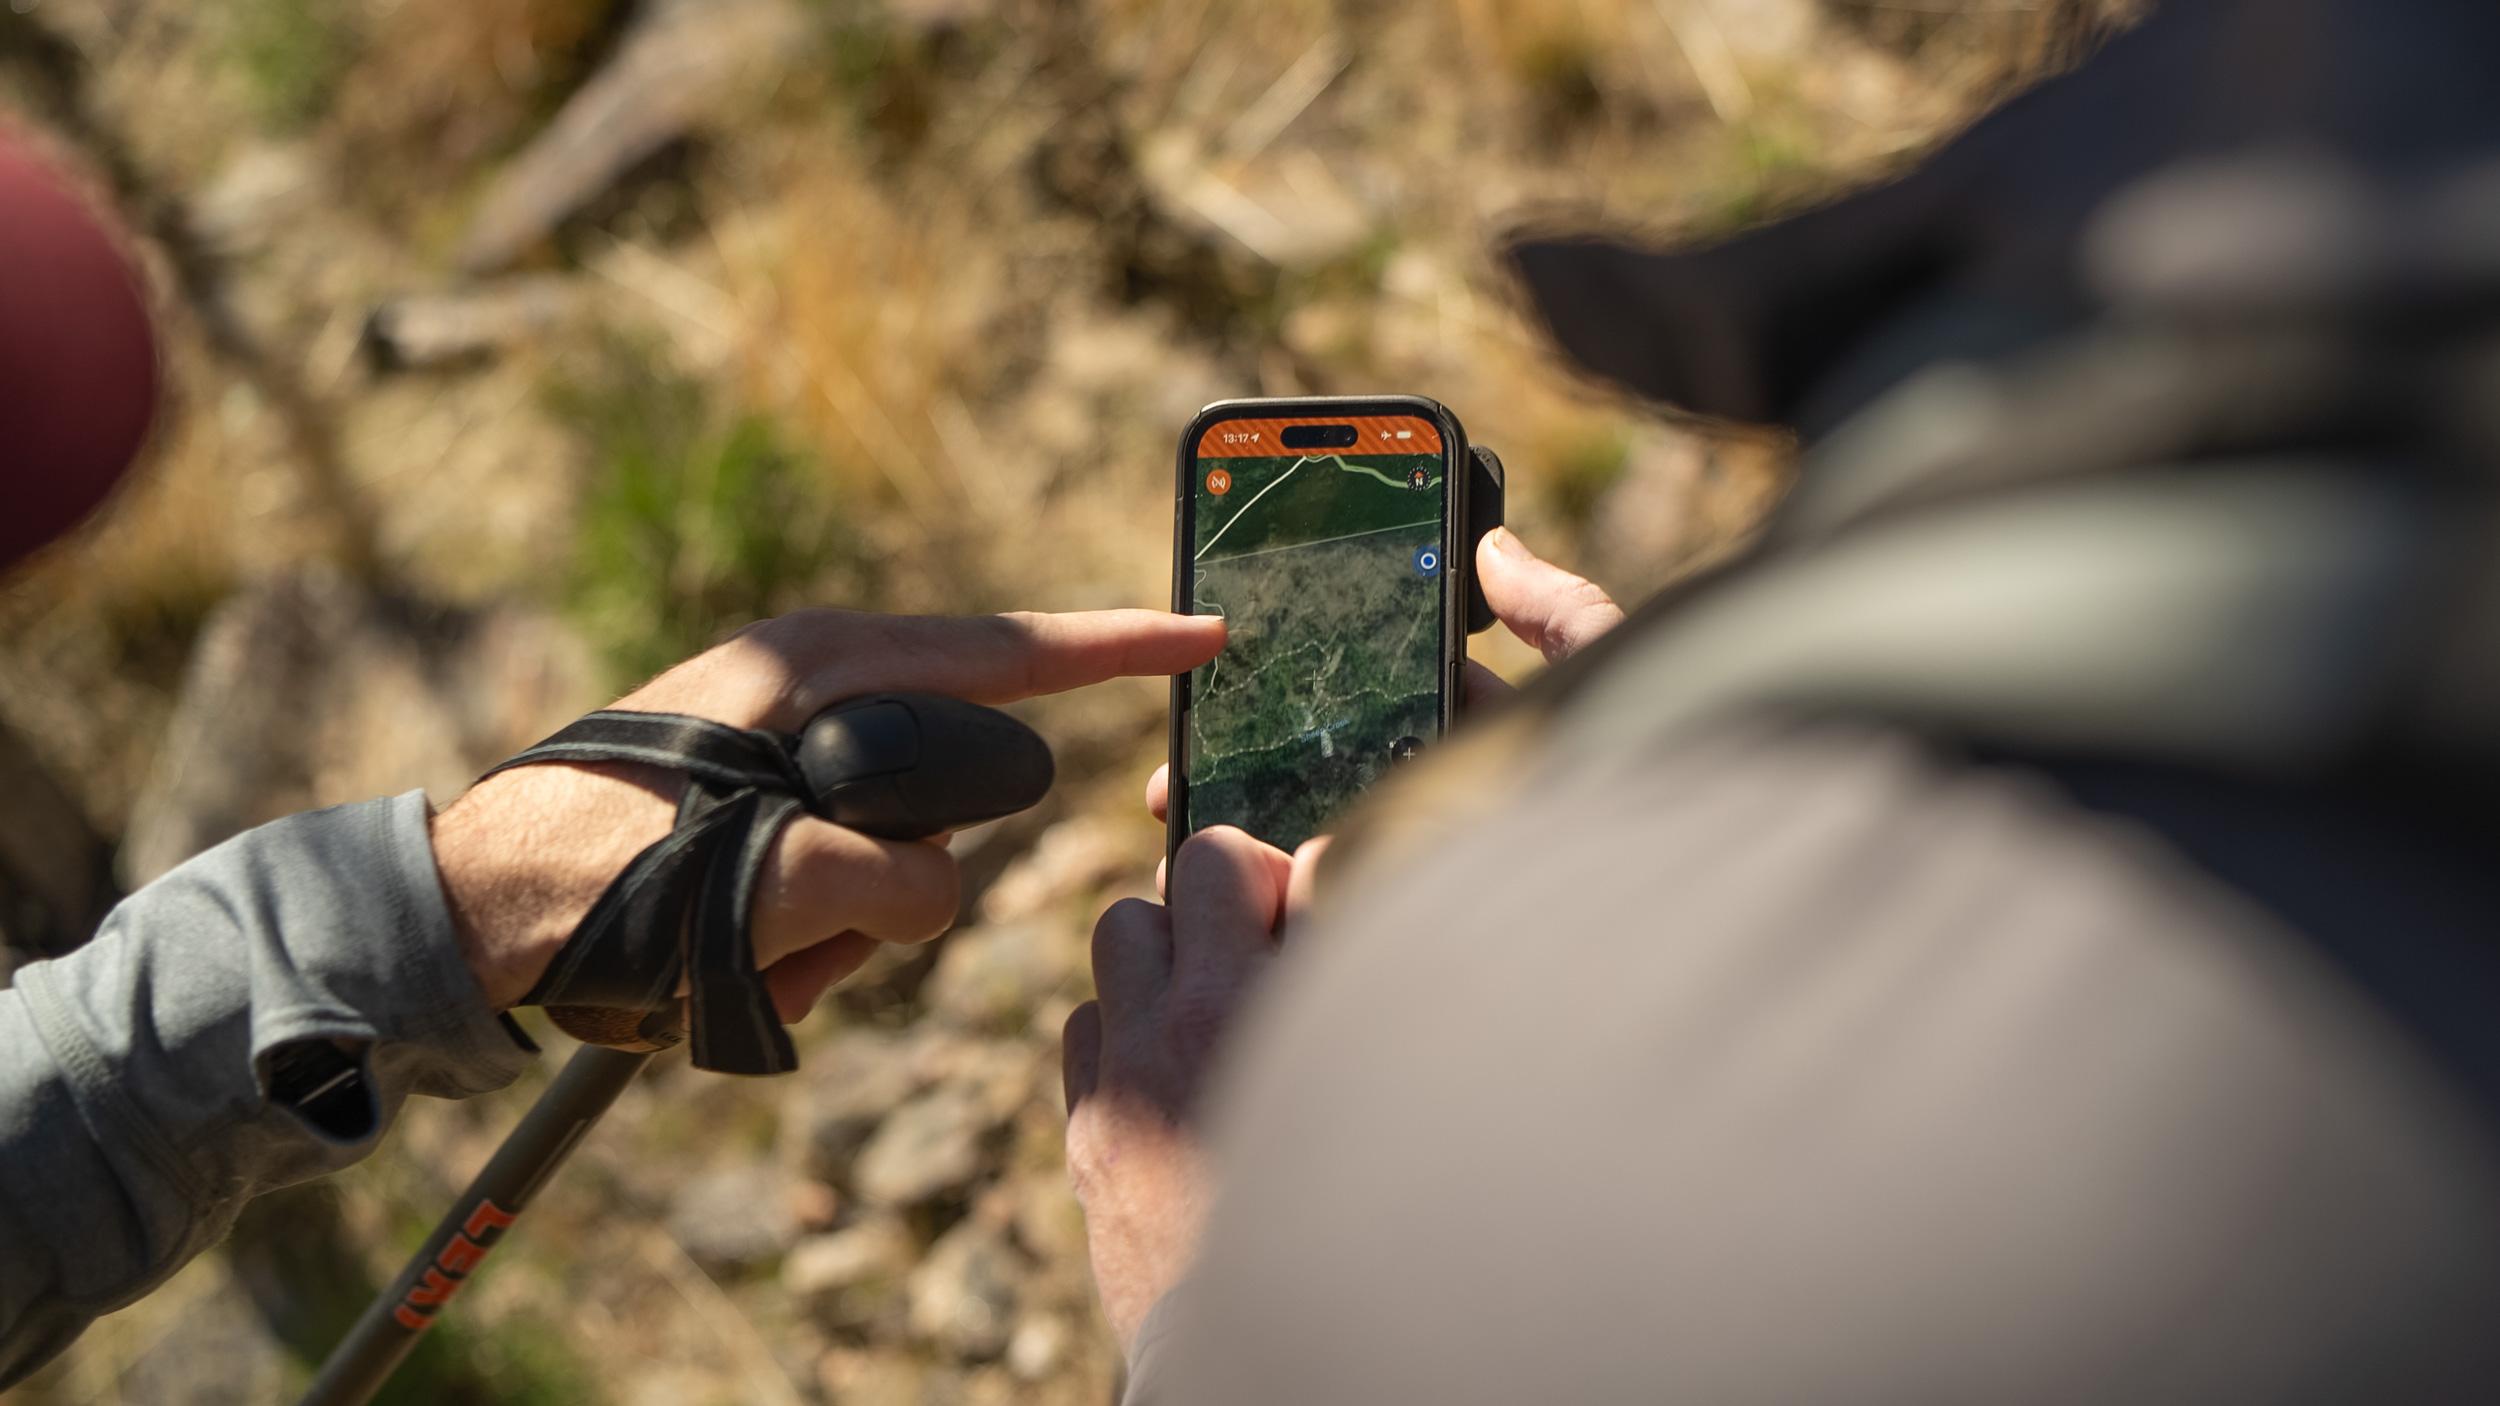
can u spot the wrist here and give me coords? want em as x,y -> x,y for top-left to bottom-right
1071,1109 -> 1214,1353
426,760 -> 684,1011
428,793 -> 557,1010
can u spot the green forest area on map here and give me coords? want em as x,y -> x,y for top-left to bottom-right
1186,450 -> 1444,851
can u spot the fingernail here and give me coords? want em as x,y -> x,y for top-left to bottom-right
1482,526 -> 1515,558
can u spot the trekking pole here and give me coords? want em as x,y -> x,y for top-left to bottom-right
296,1043 -> 653,1405
299,693 -> 1054,1406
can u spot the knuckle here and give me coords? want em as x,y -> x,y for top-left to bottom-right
795,611 -> 903,703
907,853 -> 963,938
853,834 -> 955,936
1091,896 -> 1159,950
982,612 -> 1042,692
1099,895 -> 1163,928
1090,897 -> 1165,969
716,617 -> 772,650
1061,999 -> 1101,1046
1560,603 -> 1623,647
748,607 -> 839,653
1178,826 -> 1272,893
965,612 -> 1021,650
787,605 -> 856,634
909,833 -> 961,889
1175,825 -> 1245,870
687,626 -> 807,719
1567,581 -> 1620,617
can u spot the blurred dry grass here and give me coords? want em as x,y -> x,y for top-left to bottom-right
331,0 -> 623,171
3,0 -> 2137,1401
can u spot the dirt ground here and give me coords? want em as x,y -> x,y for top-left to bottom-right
1,2 -> 2132,1401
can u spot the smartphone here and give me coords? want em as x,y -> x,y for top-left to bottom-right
1168,395 -> 1473,860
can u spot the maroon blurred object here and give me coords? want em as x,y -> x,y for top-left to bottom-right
0,134 -> 159,573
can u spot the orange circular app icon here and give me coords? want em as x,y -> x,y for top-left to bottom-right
1205,467 -> 1233,495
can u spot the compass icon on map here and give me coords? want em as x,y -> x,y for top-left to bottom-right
1407,467 -> 1430,491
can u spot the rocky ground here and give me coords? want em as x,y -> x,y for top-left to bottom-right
1,1 -> 2132,1401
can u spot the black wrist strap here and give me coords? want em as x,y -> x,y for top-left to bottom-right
482,710 -> 813,1076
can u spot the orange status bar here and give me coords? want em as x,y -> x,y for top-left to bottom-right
1196,415 -> 1443,458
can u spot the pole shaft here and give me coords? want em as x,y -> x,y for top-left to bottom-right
296,1045 -> 654,1406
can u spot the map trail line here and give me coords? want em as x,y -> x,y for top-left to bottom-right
1195,455 -> 1435,561
1196,518 -> 1440,566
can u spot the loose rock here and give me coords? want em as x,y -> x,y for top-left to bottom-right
924,920 -> 1081,1030
854,1084 -> 996,1207
908,1218 -> 1024,1360
912,1038 -> 1040,1125
817,1348 -> 930,1406
194,144 -> 321,258
787,1177 -> 841,1233
782,1217 -> 916,1299
977,814 -> 1137,924
1007,1311 -> 1070,1381
665,1165 -> 799,1274
791,1029 -> 928,1184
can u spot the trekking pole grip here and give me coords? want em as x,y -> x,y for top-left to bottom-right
540,692 -> 1055,1049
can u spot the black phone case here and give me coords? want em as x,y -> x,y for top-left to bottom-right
1166,395 -> 1504,864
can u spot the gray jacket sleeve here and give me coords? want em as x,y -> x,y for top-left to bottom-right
0,791 -> 534,1386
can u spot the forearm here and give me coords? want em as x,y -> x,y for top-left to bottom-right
0,792 -> 531,1386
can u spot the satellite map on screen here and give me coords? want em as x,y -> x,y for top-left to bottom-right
1186,443 -> 1445,851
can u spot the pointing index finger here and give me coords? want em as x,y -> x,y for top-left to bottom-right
735,609 -> 1225,729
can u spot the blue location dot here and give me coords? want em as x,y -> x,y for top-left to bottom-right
1413,545 -> 1441,579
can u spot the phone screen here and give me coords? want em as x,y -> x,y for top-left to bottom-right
1180,411 -> 1451,852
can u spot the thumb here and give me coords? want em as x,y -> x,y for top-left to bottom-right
1477,527 -> 1624,664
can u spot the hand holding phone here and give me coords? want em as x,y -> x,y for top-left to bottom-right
1167,397 -> 1499,859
